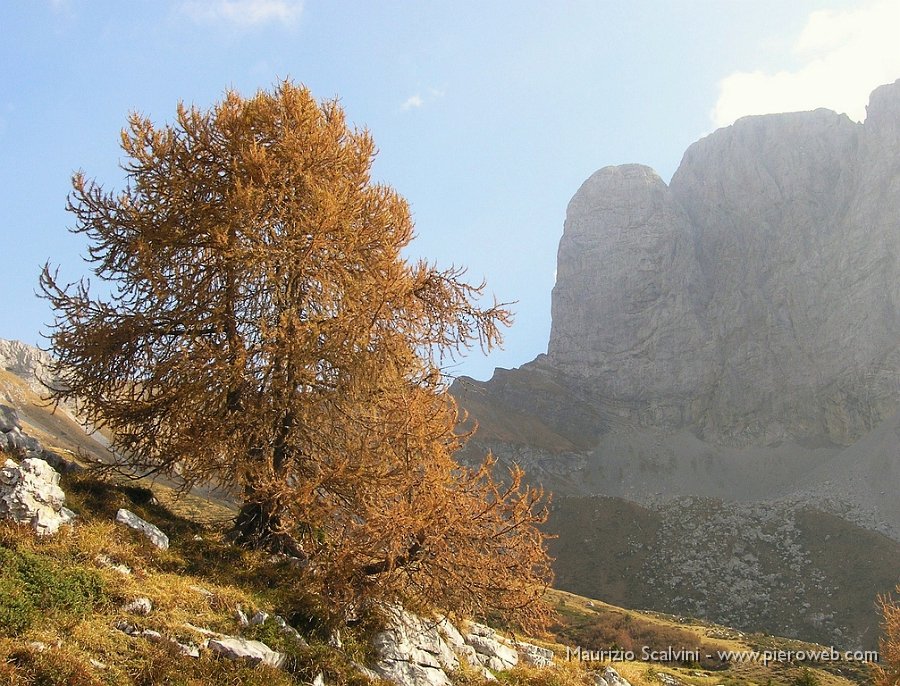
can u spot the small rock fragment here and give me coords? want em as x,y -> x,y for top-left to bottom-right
96,554 -> 132,575
273,614 -> 308,645
123,596 -> 153,616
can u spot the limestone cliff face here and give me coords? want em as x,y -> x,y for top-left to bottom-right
546,80 -> 900,444
548,164 -> 714,425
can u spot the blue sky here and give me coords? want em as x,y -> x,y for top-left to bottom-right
2,1 -> 899,381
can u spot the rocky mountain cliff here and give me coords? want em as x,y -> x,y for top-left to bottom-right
452,79 -> 900,648
548,79 -> 900,446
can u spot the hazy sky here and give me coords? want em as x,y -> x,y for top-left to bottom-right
2,1 -> 899,381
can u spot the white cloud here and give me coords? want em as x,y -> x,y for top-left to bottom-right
712,0 -> 900,127
181,0 -> 302,28
400,87 -> 446,112
401,94 -> 424,110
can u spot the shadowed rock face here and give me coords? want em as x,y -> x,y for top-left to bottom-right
547,80 -> 900,445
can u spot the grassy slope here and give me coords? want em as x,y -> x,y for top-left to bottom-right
0,461 -> 876,686
0,368 -> 882,685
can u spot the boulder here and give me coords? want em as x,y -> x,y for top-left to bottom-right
208,636 -> 285,668
0,405 -> 20,432
515,641 -> 554,667
115,508 -> 169,549
0,457 -> 75,536
373,659 -> 451,686
464,623 -> 518,672
434,615 -> 484,675
602,666 -> 632,686
368,606 -> 556,686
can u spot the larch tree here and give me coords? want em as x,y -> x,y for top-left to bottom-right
40,81 -> 552,627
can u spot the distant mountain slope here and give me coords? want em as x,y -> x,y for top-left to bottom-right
547,495 -> 900,650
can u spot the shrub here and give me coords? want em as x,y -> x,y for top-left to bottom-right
792,668 -> 820,686
0,545 -> 107,636
877,586 -> 900,686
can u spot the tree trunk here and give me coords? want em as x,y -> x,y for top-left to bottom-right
228,498 -> 306,559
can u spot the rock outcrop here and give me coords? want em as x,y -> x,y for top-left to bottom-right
0,457 -> 75,536
0,339 -> 56,396
372,605 -> 551,686
547,79 -> 900,445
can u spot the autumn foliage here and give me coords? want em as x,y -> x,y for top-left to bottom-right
878,586 -> 900,686
40,81 -> 552,627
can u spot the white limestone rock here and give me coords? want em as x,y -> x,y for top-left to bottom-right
115,508 -> 169,549
123,597 -> 153,616
515,641 -> 554,667
208,636 -> 285,668
602,666 -> 631,686
0,457 -> 74,536
464,623 -> 518,671
372,605 -> 460,686
373,658 -> 451,686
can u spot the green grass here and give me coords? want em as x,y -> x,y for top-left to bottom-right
0,545 -> 108,635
